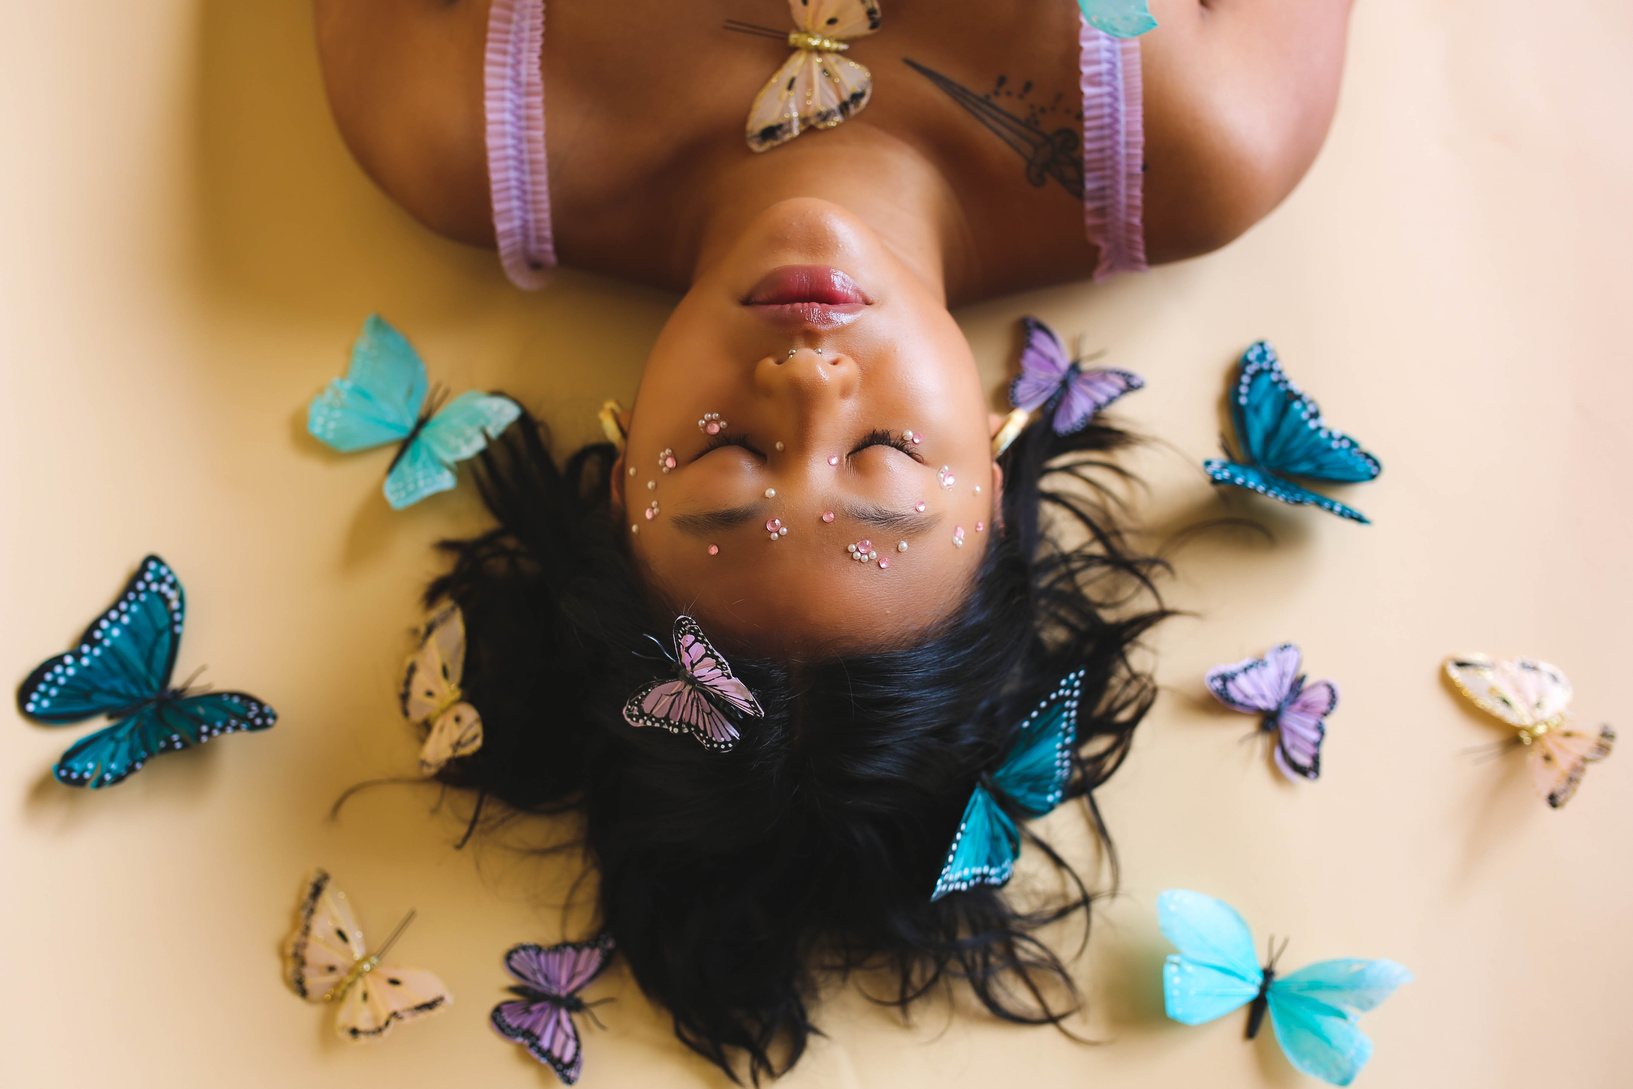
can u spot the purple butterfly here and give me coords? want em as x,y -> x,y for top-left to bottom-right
622,615 -> 764,752
1205,643 -> 1337,781
490,935 -> 615,1084
1010,315 -> 1144,435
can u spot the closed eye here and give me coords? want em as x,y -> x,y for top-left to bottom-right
695,431 -> 766,461
849,429 -> 924,463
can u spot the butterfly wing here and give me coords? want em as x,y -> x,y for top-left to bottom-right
1204,460 -> 1372,524
931,785 -> 1021,900
1157,889 -> 1265,1025
504,936 -> 616,997
335,966 -> 450,1041
1530,725 -> 1615,809
493,998 -> 582,1081
53,691 -> 275,788
793,0 -> 882,38
622,680 -> 740,752
1206,643 -> 1302,716
284,869 -> 367,1002
493,938 -> 613,1082
1010,316 -> 1073,412
307,315 -> 427,453
1267,959 -> 1412,1086
1078,0 -> 1158,38
1052,367 -> 1144,435
1228,341 -> 1381,484
380,392 -> 519,510
673,615 -> 764,718
746,49 -> 873,153
419,703 -> 484,775
17,555 -> 183,724
990,670 -> 1083,816
1275,679 -> 1337,782
1443,655 -> 1572,730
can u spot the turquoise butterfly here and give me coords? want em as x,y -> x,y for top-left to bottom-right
1079,0 -> 1157,39
308,316 -> 522,510
931,671 -> 1083,901
1161,890 -> 1412,1086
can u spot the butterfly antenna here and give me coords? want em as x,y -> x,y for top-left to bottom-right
1071,334 -> 1108,366
723,19 -> 789,41
174,664 -> 209,696
1462,738 -> 1518,765
373,909 -> 417,961
581,997 -> 616,1031
1266,934 -> 1290,971
637,632 -> 675,664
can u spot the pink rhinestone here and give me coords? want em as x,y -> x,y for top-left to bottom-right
828,454 -> 840,466
910,432 -> 923,444
878,558 -> 891,569
645,508 -> 656,520
708,545 -> 719,556
766,517 -> 783,532
975,521 -> 985,533
705,421 -> 721,435
954,525 -> 964,537
915,502 -> 926,513
821,511 -> 835,523
664,456 -> 676,470
858,539 -> 872,552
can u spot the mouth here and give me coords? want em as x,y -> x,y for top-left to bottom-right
744,265 -> 870,328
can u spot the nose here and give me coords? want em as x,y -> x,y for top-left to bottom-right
753,346 -> 860,423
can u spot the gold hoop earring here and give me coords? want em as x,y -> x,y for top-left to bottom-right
991,408 -> 1030,457
598,399 -> 627,451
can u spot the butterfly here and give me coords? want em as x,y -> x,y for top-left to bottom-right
307,315 -> 522,510
1444,654 -> 1615,809
1205,643 -> 1337,782
491,935 -> 616,1084
1010,315 -> 1144,435
283,869 -> 451,1041
401,604 -> 484,775
1203,341 -> 1381,523
1161,889 -> 1412,1087
932,670 -> 1083,901
623,615 -> 764,752
1079,0 -> 1158,39
15,555 -> 276,789
729,0 -> 881,153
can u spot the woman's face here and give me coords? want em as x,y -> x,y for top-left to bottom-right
617,199 -> 999,656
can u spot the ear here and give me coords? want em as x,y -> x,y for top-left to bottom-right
610,452 -> 626,507
604,402 -> 634,507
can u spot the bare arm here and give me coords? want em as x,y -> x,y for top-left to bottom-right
1141,0 -> 1356,262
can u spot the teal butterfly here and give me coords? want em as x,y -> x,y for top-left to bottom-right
931,671 -> 1083,901
308,315 -> 522,509
1079,0 -> 1157,39
1160,890 -> 1412,1086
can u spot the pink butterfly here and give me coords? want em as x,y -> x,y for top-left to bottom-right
1206,643 -> 1338,782
622,616 -> 764,752
1010,316 -> 1144,435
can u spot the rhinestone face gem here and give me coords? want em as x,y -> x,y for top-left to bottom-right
938,466 -> 955,489
708,545 -> 719,556
822,511 -> 835,523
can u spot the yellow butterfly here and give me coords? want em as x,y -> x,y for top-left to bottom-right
283,870 -> 451,1041
730,0 -> 883,153
401,604 -> 483,775
1444,654 -> 1615,809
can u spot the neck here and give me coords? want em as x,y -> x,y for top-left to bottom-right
678,127 -> 975,303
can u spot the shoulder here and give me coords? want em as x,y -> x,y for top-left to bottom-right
312,0 -> 494,246
1139,0 -> 1355,262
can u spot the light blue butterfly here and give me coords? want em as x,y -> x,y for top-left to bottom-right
1079,0 -> 1157,39
308,315 -> 522,509
1160,890 -> 1412,1086
1203,341 -> 1382,523
931,671 -> 1083,901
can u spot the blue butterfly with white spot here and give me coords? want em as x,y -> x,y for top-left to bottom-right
1079,0 -> 1157,38
1161,890 -> 1411,1087
1204,341 -> 1382,523
15,556 -> 277,789
931,671 -> 1082,901
308,315 -> 522,510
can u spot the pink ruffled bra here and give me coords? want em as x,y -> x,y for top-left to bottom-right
484,0 -> 1146,290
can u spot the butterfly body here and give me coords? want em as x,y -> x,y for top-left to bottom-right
1206,644 -> 1336,782
1161,890 -> 1411,1087
1444,654 -> 1614,808
623,616 -> 763,752
16,555 -> 276,788
739,0 -> 881,153
402,604 -> 484,774
1010,316 -> 1143,435
308,315 -> 521,509
1204,341 -> 1380,523
932,671 -> 1083,900
491,936 -> 615,1084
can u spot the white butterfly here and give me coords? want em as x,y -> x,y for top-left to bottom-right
736,0 -> 882,152
402,604 -> 484,775
283,870 -> 451,1041
1444,654 -> 1615,809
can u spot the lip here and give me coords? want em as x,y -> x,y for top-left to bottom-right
744,265 -> 870,329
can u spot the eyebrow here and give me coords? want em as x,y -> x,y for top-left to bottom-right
671,503 -> 766,536
843,502 -> 943,536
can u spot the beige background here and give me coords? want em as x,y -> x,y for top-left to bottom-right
2,1 -> 1630,1086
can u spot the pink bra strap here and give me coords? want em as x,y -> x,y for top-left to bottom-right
485,0 -> 556,289
1079,21 -> 1147,280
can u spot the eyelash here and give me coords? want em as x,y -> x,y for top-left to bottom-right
700,429 -> 921,461
700,431 -> 764,457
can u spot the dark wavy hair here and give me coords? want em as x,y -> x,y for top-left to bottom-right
425,405 -> 1166,1082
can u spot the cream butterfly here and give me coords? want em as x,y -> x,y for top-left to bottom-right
402,604 -> 483,775
283,869 -> 451,1041
729,0 -> 882,152
1444,654 -> 1615,809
